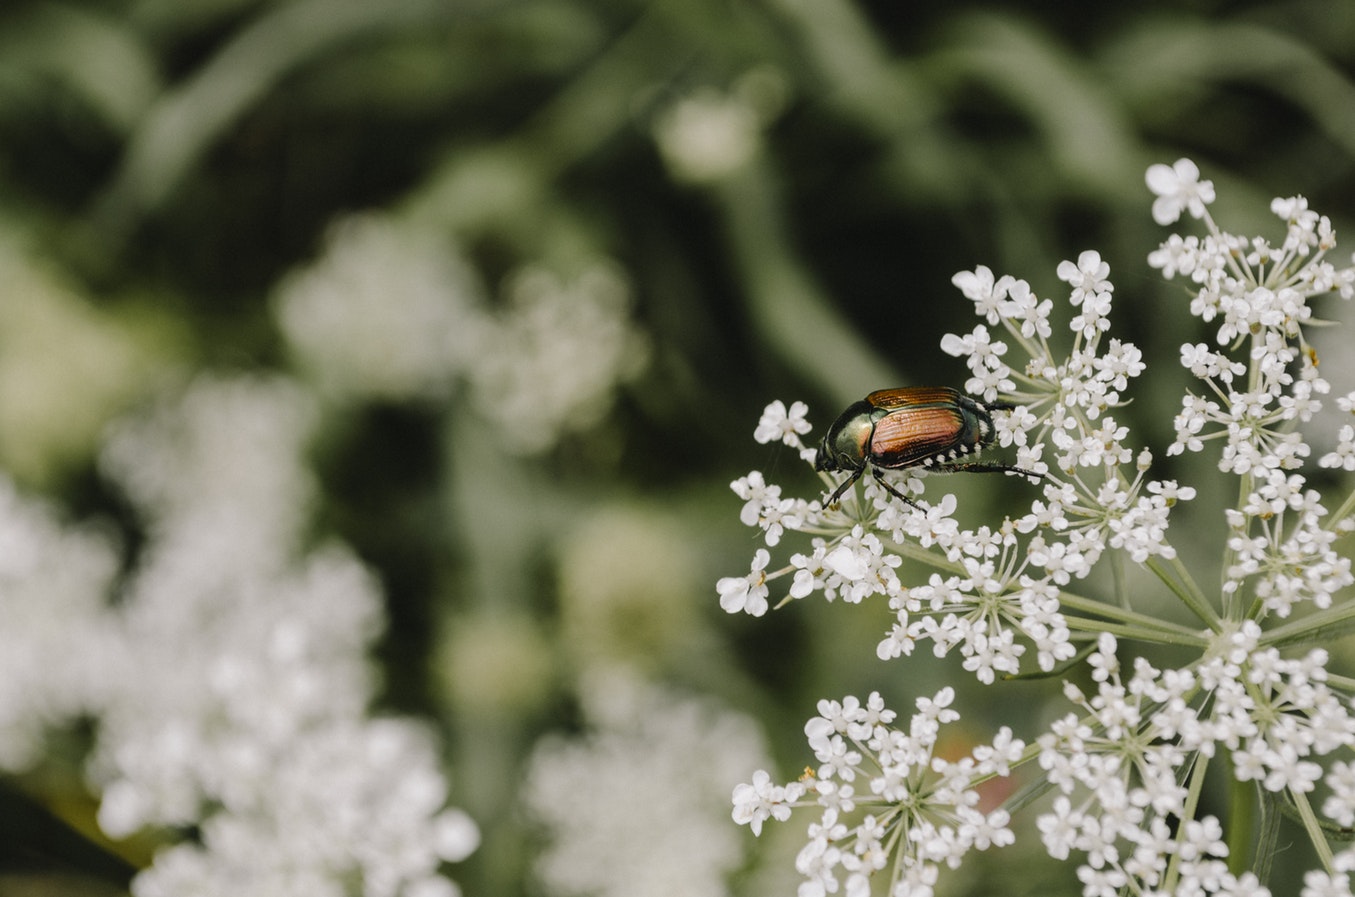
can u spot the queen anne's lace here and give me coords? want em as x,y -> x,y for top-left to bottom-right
726,161 -> 1355,897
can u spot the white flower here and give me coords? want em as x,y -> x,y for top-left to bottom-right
755,399 -> 813,447
1146,158 -> 1216,224
85,378 -> 478,896
652,71 -> 786,184
717,548 -> 771,615
274,213 -> 484,401
0,478 -> 119,771
733,769 -> 801,835
467,262 -> 649,454
1057,250 -> 1112,306
723,162 -> 1355,897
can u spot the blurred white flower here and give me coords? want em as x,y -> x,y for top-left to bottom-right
653,69 -> 787,184
0,477 -> 118,770
128,719 -> 479,897
99,374 -> 318,555
654,88 -> 762,184
88,374 -> 477,895
524,672 -> 768,897
275,213 -> 485,401
468,262 -> 648,455
91,545 -> 387,836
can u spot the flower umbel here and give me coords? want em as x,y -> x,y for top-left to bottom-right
722,162 -> 1355,897
735,689 -> 1021,897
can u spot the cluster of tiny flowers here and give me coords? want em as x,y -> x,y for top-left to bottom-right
129,719 -> 479,897
1146,160 -> 1355,611
725,161 -> 1355,897
274,212 -> 486,401
275,212 -> 649,455
719,246 -> 1191,684
733,689 -> 1022,897
1038,630 -> 1355,896
466,262 -> 649,455
1321,390 -> 1355,471
524,672 -> 769,897
6,375 -> 479,897
0,477 -> 119,770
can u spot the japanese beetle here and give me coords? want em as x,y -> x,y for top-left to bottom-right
815,386 -> 1042,508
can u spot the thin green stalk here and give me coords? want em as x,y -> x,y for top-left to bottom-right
1056,591 -> 1207,640
1292,789 -> 1336,873
1165,749 -> 1212,894
1145,556 -> 1221,631
1062,615 -> 1208,647
1325,484 -> 1355,532
1226,771 -> 1255,877
1252,790 -> 1282,887
1110,549 -> 1129,610
888,537 -> 969,574
1260,601 -> 1355,648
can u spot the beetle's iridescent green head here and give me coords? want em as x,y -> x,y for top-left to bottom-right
814,400 -> 876,474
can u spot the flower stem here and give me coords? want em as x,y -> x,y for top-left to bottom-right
1225,771 -> 1255,878
1292,788 -> 1335,873
1165,749 -> 1212,893
1260,601 -> 1355,648
1145,556 -> 1221,631
1056,590 -> 1208,642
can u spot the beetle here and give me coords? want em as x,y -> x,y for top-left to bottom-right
815,386 -> 1043,508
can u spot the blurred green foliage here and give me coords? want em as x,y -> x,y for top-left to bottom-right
2,0 -> 1354,895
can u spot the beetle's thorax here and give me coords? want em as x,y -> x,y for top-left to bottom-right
815,400 -> 876,472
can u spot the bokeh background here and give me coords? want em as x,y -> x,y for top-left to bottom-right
3,1 -> 1355,895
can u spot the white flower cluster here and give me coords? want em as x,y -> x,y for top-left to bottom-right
734,689 -> 1021,897
275,213 -> 485,401
1146,161 -> 1355,614
1038,630 -> 1351,897
725,162 -> 1355,897
524,672 -> 769,897
467,263 -> 649,455
721,247 -> 1186,683
652,69 -> 787,184
275,212 -> 649,454
0,477 -> 118,770
0,375 -> 479,897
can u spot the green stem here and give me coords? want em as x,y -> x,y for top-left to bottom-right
1145,556 -> 1221,631
1110,549 -> 1129,610
1061,616 -> 1208,647
1226,770 -> 1255,877
1252,789 -> 1282,887
1165,749 -> 1212,893
1056,591 -> 1207,641
1292,789 -> 1335,873
889,537 -> 969,575
1326,484 -> 1355,533
1260,601 -> 1355,648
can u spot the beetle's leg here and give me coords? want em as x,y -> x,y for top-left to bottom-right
823,468 -> 864,507
870,470 -> 923,510
939,461 -> 1045,482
